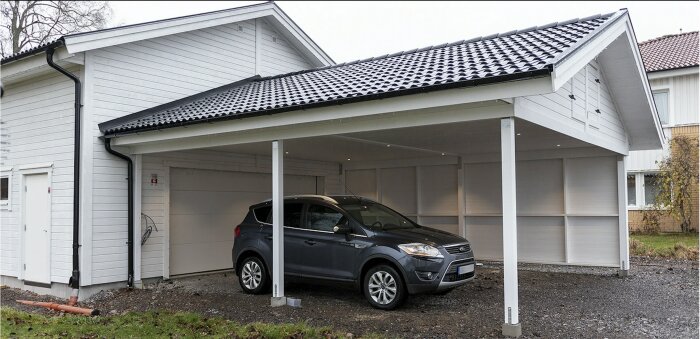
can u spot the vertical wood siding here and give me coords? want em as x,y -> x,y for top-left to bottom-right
0,67 -> 82,282
86,20 -> 317,285
627,73 -> 698,172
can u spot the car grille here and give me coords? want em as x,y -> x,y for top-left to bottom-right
444,243 -> 471,254
443,259 -> 475,282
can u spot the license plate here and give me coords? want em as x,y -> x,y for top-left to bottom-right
457,264 -> 474,275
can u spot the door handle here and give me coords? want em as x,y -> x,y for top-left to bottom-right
304,240 -> 317,246
265,235 -> 273,241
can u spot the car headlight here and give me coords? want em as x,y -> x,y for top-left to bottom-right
398,243 -> 443,258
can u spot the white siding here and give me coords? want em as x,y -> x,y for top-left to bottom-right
0,67 -> 82,282
627,72 -> 698,172
85,20 -> 317,285
139,149 -> 340,279
516,59 -> 628,153
345,165 -> 460,235
464,155 -> 619,266
650,74 -> 699,126
258,19 -> 313,76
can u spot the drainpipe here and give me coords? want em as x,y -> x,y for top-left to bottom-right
46,43 -> 82,298
103,138 -> 134,287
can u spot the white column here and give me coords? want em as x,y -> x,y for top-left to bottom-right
617,155 -> 630,275
271,140 -> 286,306
501,117 -> 521,337
133,154 -> 143,286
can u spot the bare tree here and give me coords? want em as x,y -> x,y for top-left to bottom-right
0,1 -> 111,57
653,135 -> 699,233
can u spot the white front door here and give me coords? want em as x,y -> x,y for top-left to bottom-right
23,173 -> 51,284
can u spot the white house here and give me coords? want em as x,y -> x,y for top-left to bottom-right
0,3 -> 663,337
627,31 -> 699,232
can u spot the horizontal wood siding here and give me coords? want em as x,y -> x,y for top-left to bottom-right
0,67 -> 82,282
139,150 -> 340,279
518,59 -> 627,151
87,20 -> 316,284
258,19 -> 312,76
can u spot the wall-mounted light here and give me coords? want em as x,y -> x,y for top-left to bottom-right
556,144 -> 561,147
347,158 -> 351,161
516,133 -> 521,136
441,153 -> 446,156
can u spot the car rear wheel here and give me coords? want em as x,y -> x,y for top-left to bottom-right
363,265 -> 406,310
238,256 -> 269,294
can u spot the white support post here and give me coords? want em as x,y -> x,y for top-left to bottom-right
457,157 -> 466,238
271,140 -> 286,306
133,154 -> 142,286
617,155 -> 630,276
501,117 -> 521,337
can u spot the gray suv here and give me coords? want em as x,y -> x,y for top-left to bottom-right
232,195 -> 475,309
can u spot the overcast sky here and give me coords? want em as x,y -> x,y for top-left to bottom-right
110,1 -> 699,63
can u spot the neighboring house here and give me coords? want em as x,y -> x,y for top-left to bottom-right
627,31 -> 699,232
0,4 -> 663,336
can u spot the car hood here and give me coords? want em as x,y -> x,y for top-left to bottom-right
378,226 -> 467,246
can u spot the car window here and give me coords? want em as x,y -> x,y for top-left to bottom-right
305,204 -> 345,232
262,203 -> 304,228
254,206 -> 271,223
284,203 -> 304,228
342,202 -> 415,230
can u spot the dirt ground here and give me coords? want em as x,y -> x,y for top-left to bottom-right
2,257 -> 698,338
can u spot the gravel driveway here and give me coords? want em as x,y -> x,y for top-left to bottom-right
3,257 -> 697,338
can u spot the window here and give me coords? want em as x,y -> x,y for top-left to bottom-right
627,175 -> 636,206
340,201 -> 415,230
306,204 -> 344,232
0,174 -> 9,209
644,174 -> 661,206
652,91 -> 670,125
253,206 -> 271,223
257,203 -> 303,228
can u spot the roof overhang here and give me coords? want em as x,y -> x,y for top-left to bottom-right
0,44 -> 84,85
647,66 -> 699,80
551,11 -> 665,151
63,2 -> 333,67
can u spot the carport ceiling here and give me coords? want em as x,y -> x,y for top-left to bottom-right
207,118 -> 595,162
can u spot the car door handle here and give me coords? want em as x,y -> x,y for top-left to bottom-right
304,240 -> 317,246
265,235 -> 273,241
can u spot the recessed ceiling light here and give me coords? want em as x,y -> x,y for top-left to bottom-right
441,152 -> 446,156
386,144 -> 391,147
556,144 -> 561,147
347,158 -> 351,161
285,151 -> 289,154
516,133 -> 521,136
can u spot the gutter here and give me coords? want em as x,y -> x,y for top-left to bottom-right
46,41 -> 82,294
103,138 -> 134,287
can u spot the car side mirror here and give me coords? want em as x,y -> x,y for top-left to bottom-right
333,223 -> 351,234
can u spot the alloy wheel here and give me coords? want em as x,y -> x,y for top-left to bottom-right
368,270 -> 397,305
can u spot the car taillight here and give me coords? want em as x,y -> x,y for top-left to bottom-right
234,226 -> 241,238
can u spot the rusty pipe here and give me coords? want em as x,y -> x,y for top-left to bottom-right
16,300 -> 100,316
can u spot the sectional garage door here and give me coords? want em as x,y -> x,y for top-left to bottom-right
169,168 -> 318,275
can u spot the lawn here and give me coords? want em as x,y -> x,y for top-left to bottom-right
0,307 -> 375,339
630,233 -> 699,259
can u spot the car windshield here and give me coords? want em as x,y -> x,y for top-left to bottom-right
342,202 -> 416,230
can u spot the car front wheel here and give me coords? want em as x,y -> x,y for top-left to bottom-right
238,256 -> 269,294
363,265 -> 406,310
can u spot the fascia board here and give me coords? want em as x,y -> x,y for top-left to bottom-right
109,76 -> 550,148
647,67 -> 699,80
64,5 -> 276,54
551,18 -> 627,91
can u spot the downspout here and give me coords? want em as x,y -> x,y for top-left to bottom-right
46,43 -> 82,298
103,138 -> 134,287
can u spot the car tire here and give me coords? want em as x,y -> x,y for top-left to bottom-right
238,256 -> 269,294
363,264 -> 406,310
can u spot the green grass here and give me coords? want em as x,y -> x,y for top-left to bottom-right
630,233 -> 699,259
1,307 -> 377,339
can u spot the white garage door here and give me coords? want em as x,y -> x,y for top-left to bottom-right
170,168 -> 318,275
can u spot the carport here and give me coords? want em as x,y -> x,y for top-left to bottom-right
98,10 -> 663,337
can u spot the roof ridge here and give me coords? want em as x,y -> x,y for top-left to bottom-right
639,31 -> 699,45
255,10 -> 619,83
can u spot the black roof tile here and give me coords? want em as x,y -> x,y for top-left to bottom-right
100,11 -> 622,136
